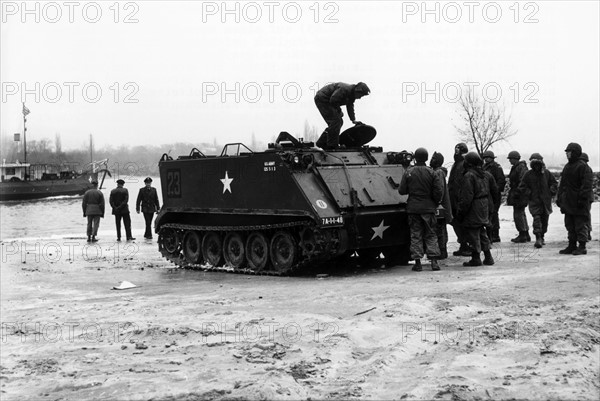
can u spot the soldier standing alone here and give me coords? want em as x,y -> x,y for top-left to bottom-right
82,180 -> 105,243
136,177 -> 161,240
110,179 -> 135,242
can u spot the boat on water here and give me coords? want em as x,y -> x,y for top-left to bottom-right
0,159 -> 110,202
0,103 -> 110,202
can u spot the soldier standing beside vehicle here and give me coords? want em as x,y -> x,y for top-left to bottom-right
82,180 -> 104,243
507,151 -> 530,243
430,151 -> 453,259
518,153 -> 558,248
399,147 -> 444,272
456,152 -> 494,267
110,179 -> 135,242
136,177 -> 160,240
482,150 -> 506,243
580,152 -> 594,241
448,143 -> 471,256
314,82 -> 370,150
557,143 -> 594,255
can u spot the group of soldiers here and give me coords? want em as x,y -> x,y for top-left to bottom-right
81,177 -> 161,242
398,142 -> 594,272
311,82 -> 595,272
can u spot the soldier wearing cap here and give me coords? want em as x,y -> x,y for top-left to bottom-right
136,177 -> 161,239
314,82 -> 370,150
110,179 -> 135,242
482,150 -> 506,242
507,150 -> 530,243
82,180 -> 105,242
557,143 -> 594,255
517,153 -> 558,248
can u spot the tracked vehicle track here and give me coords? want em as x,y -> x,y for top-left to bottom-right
158,221 -> 342,276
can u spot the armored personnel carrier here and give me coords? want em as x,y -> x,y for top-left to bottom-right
156,126 -> 411,275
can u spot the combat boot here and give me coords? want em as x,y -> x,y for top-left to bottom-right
572,242 -> 587,255
534,234 -> 543,249
87,236 -> 91,243
525,232 -> 531,242
463,252 -> 483,267
511,232 -> 528,243
412,259 -> 423,272
439,247 -> 448,260
559,241 -> 577,254
431,259 -> 440,271
453,244 -> 472,256
542,235 -> 546,245
483,250 -> 495,266
91,236 -> 98,242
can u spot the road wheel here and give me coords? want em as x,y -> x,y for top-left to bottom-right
159,227 -> 180,256
202,231 -> 223,266
223,232 -> 246,269
270,231 -> 297,273
246,232 -> 269,271
182,231 -> 202,264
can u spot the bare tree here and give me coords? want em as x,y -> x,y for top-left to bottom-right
303,120 -> 319,143
455,86 -> 517,155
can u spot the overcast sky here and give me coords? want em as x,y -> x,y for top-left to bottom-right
1,0 -> 598,169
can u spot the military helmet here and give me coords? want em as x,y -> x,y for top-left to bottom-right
529,153 -> 543,161
581,152 -> 589,162
564,142 -> 583,160
464,151 -> 482,166
482,150 -> 495,159
430,151 -> 444,168
455,143 -> 468,154
414,147 -> 429,162
507,150 -> 521,160
565,142 -> 582,153
399,150 -> 413,165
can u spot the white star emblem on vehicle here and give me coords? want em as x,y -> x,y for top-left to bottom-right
220,171 -> 233,194
371,220 -> 389,240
